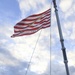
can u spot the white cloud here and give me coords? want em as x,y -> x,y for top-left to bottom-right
65,9 -> 74,18
68,51 -> 75,67
62,21 -> 75,40
62,21 -> 72,39
17,0 -> 51,17
30,50 -> 55,74
59,0 -> 73,12
7,28 -> 55,74
8,31 -> 50,74
1,0 -> 75,75
64,3 -> 75,18
0,53 -> 19,66
30,60 -> 48,74
0,39 -> 7,46
7,42 -> 34,62
0,25 -> 13,37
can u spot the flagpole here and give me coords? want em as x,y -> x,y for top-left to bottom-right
52,0 -> 70,75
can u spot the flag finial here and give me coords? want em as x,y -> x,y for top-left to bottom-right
53,0 -> 57,8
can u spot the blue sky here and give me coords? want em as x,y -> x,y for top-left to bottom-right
0,0 -> 75,75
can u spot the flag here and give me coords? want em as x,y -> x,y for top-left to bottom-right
11,9 -> 51,37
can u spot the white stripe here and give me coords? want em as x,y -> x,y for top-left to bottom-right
20,18 -> 41,24
27,15 -> 42,20
14,26 -> 42,36
15,16 -> 50,28
14,20 -> 50,32
15,24 -> 28,28
43,24 -> 50,27
20,20 -> 35,24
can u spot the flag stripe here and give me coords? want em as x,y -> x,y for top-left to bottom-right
14,13 -> 50,28
22,9 -> 51,20
22,12 -> 50,21
14,15 -> 50,29
14,21 -> 50,33
11,27 -> 42,37
11,24 -> 50,37
16,13 -> 50,25
14,19 -> 50,32
12,24 -> 50,37
14,17 -> 50,29
11,8 -> 51,37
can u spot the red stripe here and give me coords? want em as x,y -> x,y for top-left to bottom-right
14,19 -> 50,29
22,12 -> 50,22
14,21 -> 50,33
18,9 -> 50,24
14,19 -> 50,32
15,13 -> 50,26
14,16 -> 50,29
14,20 -> 50,32
12,27 -> 41,37
14,12 -> 51,29
12,25 -> 50,37
11,9 -> 51,37
23,9 -> 51,19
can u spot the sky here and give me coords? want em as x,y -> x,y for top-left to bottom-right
0,0 -> 75,75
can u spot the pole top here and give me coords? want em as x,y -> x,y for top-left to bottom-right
53,0 -> 57,8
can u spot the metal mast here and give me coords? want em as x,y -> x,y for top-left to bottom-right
53,0 -> 70,75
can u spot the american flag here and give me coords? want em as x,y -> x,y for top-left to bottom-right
11,9 -> 51,37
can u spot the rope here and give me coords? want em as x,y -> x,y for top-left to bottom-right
25,1 -> 53,74
50,1 -> 53,75
25,30 -> 42,75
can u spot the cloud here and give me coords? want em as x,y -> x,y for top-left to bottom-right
0,0 -> 75,75
29,50 -> 50,74
68,51 -> 75,67
0,24 -> 51,74
69,66 -> 75,75
0,21 -> 52,74
10,31 -> 51,74
63,3 -> 75,18
0,53 -> 19,66
0,47 -> 20,66
17,0 -> 51,17
61,21 -> 75,41
59,0 -> 73,12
